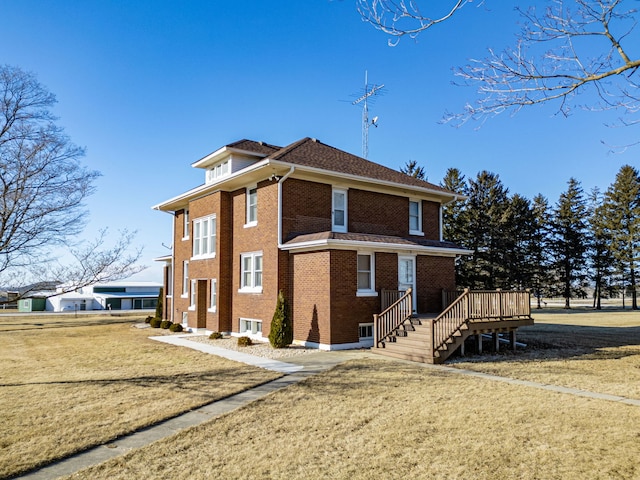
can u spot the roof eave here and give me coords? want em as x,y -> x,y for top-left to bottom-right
280,238 -> 473,256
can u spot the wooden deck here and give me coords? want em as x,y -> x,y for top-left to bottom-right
372,289 -> 534,364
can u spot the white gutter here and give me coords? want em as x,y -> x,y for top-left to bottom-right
277,166 -> 295,247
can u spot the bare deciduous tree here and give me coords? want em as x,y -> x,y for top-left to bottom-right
359,1 -> 640,130
0,65 -> 144,299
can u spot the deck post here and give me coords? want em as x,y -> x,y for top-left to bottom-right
373,314 -> 379,348
510,330 -> 517,352
459,339 -> 465,357
475,334 -> 483,354
492,332 -> 499,352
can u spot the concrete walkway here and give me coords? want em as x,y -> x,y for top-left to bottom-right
16,338 -> 640,479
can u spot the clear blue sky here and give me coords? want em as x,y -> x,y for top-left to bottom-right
2,1 -> 637,282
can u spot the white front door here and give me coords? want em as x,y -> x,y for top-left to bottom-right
398,255 -> 417,312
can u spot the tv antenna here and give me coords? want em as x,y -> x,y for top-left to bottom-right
351,71 -> 384,158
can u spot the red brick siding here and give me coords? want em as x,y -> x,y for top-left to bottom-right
423,201 -> 440,240
375,252 -> 398,292
349,189 -> 407,236
231,180 -> 281,334
416,255 -> 456,313
291,250 -> 331,344
173,209 -> 191,326
281,179 -> 331,241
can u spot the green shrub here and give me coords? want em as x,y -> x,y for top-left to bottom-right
149,318 -> 162,328
237,336 -> 253,347
209,331 -> 223,340
144,316 -> 153,324
169,323 -> 183,333
269,290 -> 293,348
160,320 -> 172,329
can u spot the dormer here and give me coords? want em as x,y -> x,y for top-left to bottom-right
191,140 -> 280,185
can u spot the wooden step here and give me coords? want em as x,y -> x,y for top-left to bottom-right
382,341 -> 433,357
372,346 -> 435,364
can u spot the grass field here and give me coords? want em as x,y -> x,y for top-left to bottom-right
65,308 -> 640,480
0,314 -> 281,478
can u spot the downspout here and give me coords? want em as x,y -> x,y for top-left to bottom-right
277,166 -> 295,247
440,194 -> 459,242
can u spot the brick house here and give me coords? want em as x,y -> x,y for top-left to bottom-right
153,137 -> 470,350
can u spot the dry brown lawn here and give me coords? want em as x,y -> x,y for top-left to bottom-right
0,314 -> 281,478
451,309 -> 640,400
68,357 -> 640,480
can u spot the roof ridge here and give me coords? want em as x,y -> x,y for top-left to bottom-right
268,137 -> 313,160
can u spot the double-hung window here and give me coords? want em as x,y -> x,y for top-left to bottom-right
409,199 -> 423,235
357,253 -> 376,296
246,187 -> 257,226
192,215 -> 216,258
209,279 -> 217,312
183,210 -> 190,239
189,279 -> 197,310
332,188 -> 347,233
240,252 -> 263,293
182,261 -> 189,297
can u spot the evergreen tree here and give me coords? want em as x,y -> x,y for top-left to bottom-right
269,290 -> 293,348
549,178 -> 590,309
588,188 -> 614,310
440,168 -> 469,284
530,194 -> 552,308
603,165 -> 640,310
400,160 -> 427,180
463,171 -> 510,289
155,287 -> 164,319
502,194 -> 536,289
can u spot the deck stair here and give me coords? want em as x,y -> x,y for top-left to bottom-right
373,288 -> 533,364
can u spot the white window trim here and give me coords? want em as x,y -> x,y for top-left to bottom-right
239,317 -> 263,338
181,260 -> 189,298
244,186 -> 258,228
208,278 -> 217,313
239,251 -> 263,293
188,279 -> 196,311
332,187 -> 348,233
356,252 -> 378,297
409,199 -> 424,236
192,214 -> 217,259
182,209 -> 190,240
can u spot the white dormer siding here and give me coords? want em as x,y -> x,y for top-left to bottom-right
205,154 -> 260,185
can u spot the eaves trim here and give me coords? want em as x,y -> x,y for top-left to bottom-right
280,238 -> 473,256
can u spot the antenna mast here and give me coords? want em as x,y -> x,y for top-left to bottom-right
351,71 -> 384,158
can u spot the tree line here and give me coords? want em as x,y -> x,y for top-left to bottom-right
438,165 -> 639,310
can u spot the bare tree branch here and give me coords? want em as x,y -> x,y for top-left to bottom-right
357,0 -> 474,44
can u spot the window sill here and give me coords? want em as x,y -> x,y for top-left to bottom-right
188,306 -> 195,311
238,288 -> 263,294
244,222 -> 257,229
207,308 -> 216,313
181,294 -> 189,299
356,291 -> 379,297
190,254 -> 216,261
409,230 -> 424,236
182,236 -> 190,241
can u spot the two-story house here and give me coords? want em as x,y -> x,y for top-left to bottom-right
153,137 -> 471,350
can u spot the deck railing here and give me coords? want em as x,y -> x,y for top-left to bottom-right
374,288 -> 413,347
381,289 -> 405,311
432,289 -> 531,353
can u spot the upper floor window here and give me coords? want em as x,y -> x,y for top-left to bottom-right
240,252 -> 263,293
192,215 -> 217,258
206,160 -> 230,184
357,253 -> 377,296
332,188 -> 347,233
409,199 -> 423,235
183,210 -> 190,239
246,187 -> 257,226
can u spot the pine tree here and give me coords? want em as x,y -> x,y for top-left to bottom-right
587,188 -> 614,310
530,194 -> 552,308
603,165 -> 640,309
464,171 -> 510,289
155,287 -> 163,319
268,290 -> 293,348
549,178 -> 590,309
440,168 -> 469,285
502,194 -> 536,289
400,160 -> 427,180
